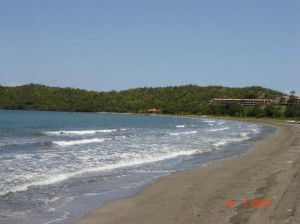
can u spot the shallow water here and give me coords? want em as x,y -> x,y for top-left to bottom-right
0,110 -> 275,224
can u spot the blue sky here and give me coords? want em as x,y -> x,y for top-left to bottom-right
1,0 -> 299,94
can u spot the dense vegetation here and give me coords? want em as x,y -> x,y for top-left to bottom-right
0,84 -> 298,118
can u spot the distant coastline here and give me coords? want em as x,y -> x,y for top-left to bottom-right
1,83 -> 299,119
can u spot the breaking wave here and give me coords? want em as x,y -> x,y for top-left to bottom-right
169,131 -> 197,136
53,138 -> 111,146
44,129 -> 117,136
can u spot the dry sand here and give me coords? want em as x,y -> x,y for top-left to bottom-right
75,120 -> 300,224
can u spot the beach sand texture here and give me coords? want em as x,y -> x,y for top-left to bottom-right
76,121 -> 300,224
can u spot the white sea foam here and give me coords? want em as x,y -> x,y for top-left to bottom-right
43,211 -> 70,224
176,125 -> 185,128
239,132 -> 248,137
249,124 -> 262,134
0,210 -> 26,218
202,119 -> 216,123
251,128 -> 260,133
0,108 -> 273,224
213,136 -> 250,148
209,127 -> 230,132
214,140 -> 229,148
97,129 -> 117,133
44,129 -> 117,136
53,138 -> 110,146
0,114 -> 265,200
0,148 -> 201,196
169,131 -> 197,136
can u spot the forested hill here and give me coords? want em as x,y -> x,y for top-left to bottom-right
0,84 -> 283,115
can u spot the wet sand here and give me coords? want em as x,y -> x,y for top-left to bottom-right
75,120 -> 300,224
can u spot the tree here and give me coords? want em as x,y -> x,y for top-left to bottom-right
225,103 -> 243,116
288,91 -> 296,105
247,104 -> 266,117
264,104 -> 282,118
285,104 -> 300,117
0,84 -> 285,116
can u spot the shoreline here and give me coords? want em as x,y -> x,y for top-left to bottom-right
75,120 -> 300,224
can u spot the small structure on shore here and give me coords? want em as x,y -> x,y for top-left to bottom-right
148,108 -> 158,113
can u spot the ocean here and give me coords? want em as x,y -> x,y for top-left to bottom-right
0,110 -> 275,224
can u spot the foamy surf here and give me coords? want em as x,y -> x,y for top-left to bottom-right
0,148 -> 202,196
202,119 -> 216,123
209,127 -> 230,132
240,132 -> 248,137
176,125 -> 185,128
53,138 -> 110,146
0,110 -> 272,224
169,131 -> 197,136
213,135 -> 250,148
44,129 -> 117,136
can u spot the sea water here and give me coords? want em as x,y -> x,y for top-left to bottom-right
0,110 -> 275,224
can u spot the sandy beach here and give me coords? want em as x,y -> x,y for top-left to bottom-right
75,120 -> 300,224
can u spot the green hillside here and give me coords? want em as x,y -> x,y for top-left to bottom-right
0,84 -> 288,117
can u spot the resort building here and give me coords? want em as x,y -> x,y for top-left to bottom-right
209,98 -> 276,107
275,96 -> 300,105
